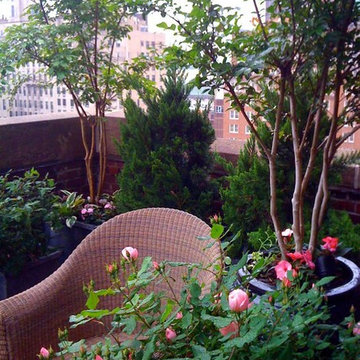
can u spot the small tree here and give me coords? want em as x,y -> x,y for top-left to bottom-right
0,0 -> 148,202
154,0 -> 360,257
115,70 -> 217,218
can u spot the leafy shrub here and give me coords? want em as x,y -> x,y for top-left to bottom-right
115,70 -> 218,219
0,169 -> 57,274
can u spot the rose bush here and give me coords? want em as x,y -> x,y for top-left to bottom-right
39,225 -> 360,359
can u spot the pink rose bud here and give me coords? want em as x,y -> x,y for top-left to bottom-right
121,247 -> 139,261
40,347 -> 50,358
165,327 -> 177,342
219,321 -> 239,338
176,312 -> 183,319
153,261 -> 160,270
87,207 -> 94,214
107,264 -> 114,273
228,289 -> 250,313
81,208 -> 87,215
104,202 -> 113,209
95,356 -> 104,360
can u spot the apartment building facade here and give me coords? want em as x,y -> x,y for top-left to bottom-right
0,1 -> 165,118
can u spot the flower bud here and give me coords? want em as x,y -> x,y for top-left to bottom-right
153,261 -> 160,271
219,321 -> 239,338
39,347 -> 50,359
176,312 -> 183,319
228,289 -> 250,313
165,327 -> 177,342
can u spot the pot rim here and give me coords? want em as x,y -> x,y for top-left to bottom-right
238,255 -> 360,297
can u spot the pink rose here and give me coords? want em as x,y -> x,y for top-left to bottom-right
87,207 -> 94,214
81,208 -> 87,215
104,202 -> 113,209
176,312 -> 183,319
353,322 -> 360,336
122,247 -> 139,261
107,264 -> 114,273
153,261 -> 160,270
39,347 -> 50,358
228,289 -> 250,313
275,260 -> 292,280
322,236 -> 338,252
219,321 -> 239,338
165,327 -> 177,342
95,356 -> 104,360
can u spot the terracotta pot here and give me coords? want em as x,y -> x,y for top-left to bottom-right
238,256 -> 360,323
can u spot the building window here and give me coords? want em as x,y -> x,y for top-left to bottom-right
229,110 -> 239,119
63,99 -> 66,106
246,111 -> 253,121
152,75 -> 155,81
245,125 -> 251,134
40,101 -> 43,109
2,100 -> 6,110
50,102 -> 53,111
146,41 -> 149,48
50,88 -> 53,96
28,101 -> 31,108
215,106 -> 223,113
151,41 -> 155,47
40,88 -> 43,96
141,41 -> 144,47
57,99 -> 61,106
11,5 -> 15,17
45,101 -> 48,109
345,133 -> 355,143
229,124 -> 239,133
57,87 -> 60,95
70,99 -> 74,107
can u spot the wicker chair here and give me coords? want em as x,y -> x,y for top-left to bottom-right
0,208 -> 220,360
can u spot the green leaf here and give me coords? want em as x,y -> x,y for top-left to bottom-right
139,256 -> 152,275
121,316 -> 137,334
190,283 -> 201,299
315,276 -> 335,287
211,224 -> 224,239
143,336 -> 156,360
161,299 -> 175,323
86,291 -> 99,310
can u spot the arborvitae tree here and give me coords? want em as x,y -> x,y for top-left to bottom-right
114,70 -> 217,219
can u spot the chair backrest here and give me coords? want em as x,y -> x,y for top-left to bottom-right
0,208 -> 221,360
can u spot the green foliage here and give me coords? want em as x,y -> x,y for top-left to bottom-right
50,228 -> 360,359
0,169 -> 57,274
219,138 -> 270,248
247,227 -> 277,252
115,70 -> 217,218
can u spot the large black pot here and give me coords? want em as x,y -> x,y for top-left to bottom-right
48,221 -> 98,263
238,256 -> 360,323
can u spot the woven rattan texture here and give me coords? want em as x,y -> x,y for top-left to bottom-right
0,208 -> 220,360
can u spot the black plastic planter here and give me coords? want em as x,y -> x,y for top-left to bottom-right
48,221 -> 98,263
238,256 -> 360,323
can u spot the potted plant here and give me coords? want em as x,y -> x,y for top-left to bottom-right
49,191 -> 117,261
150,0 -> 360,319
0,169 -> 62,299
